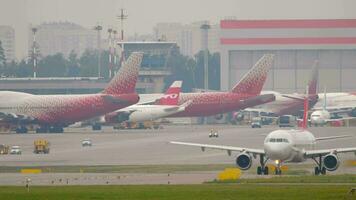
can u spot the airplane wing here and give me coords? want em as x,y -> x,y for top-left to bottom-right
138,94 -> 164,105
324,116 -> 356,122
170,141 -> 265,156
239,94 -> 276,109
164,100 -> 193,112
305,147 -> 356,158
281,94 -> 304,101
315,135 -> 352,141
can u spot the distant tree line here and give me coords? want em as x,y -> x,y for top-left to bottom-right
0,40 -> 220,92
164,49 -> 220,92
0,49 -> 112,78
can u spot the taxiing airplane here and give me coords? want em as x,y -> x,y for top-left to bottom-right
171,89 -> 356,175
310,90 -> 356,126
167,54 -> 276,118
0,52 -> 143,133
310,91 -> 356,126
104,81 -> 191,124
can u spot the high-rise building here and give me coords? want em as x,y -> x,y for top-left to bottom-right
29,22 -> 98,57
0,26 -> 16,62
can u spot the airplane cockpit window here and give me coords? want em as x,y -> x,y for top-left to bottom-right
269,138 -> 276,142
269,138 -> 289,143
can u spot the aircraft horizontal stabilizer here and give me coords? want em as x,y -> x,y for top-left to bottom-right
239,94 -> 275,108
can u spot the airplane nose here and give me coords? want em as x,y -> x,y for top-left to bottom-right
265,143 -> 292,161
311,116 -> 322,124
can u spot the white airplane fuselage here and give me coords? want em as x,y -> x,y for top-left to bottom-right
315,92 -> 356,110
0,91 -> 137,125
251,91 -> 316,116
310,110 -> 331,125
121,104 -> 185,122
264,129 -> 316,163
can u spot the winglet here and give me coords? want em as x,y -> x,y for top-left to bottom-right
231,54 -> 274,95
102,52 -> 143,95
157,81 -> 182,106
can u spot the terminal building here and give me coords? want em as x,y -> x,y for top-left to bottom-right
220,19 -> 356,93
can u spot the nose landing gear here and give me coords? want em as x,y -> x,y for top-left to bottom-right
274,160 -> 282,175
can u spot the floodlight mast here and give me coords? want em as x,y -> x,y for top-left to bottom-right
94,25 -> 103,77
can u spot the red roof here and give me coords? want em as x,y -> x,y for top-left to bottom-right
221,19 -> 356,29
220,37 -> 356,45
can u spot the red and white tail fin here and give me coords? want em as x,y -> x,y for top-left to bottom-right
302,86 -> 309,130
102,52 -> 143,95
308,60 -> 319,96
231,54 -> 274,95
158,81 -> 182,106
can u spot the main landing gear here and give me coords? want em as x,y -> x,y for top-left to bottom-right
36,126 -> 64,133
257,155 -> 269,175
312,155 -> 327,175
15,126 -> 28,134
92,123 -> 102,131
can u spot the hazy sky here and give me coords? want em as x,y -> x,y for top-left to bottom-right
1,0 -> 356,59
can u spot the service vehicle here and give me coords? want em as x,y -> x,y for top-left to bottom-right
82,139 -> 92,147
10,145 -> 22,154
0,144 -> 9,155
34,139 -> 50,154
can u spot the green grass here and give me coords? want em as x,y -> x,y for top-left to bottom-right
210,174 -> 356,184
0,164 -> 234,173
0,184 -> 354,200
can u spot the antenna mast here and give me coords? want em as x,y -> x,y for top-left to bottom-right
117,8 -> 128,65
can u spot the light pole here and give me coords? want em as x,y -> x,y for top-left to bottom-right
94,25 -> 103,77
108,28 -> 113,78
112,30 -> 118,76
117,9 -> 127,65
31,27 -> 38,78
200,23 -> 210,91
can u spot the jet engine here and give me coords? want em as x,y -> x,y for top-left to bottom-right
235,153 -> 252,170
323,153 -> 340,171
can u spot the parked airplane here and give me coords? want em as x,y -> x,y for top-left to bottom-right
310,90 -> 356,126
87,54 -> 274,129
0,52 -> 143,133
171,89 -> 356,175
245,61 -> 319,117
166,54 -> 276,118
104,81 -> 191,124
